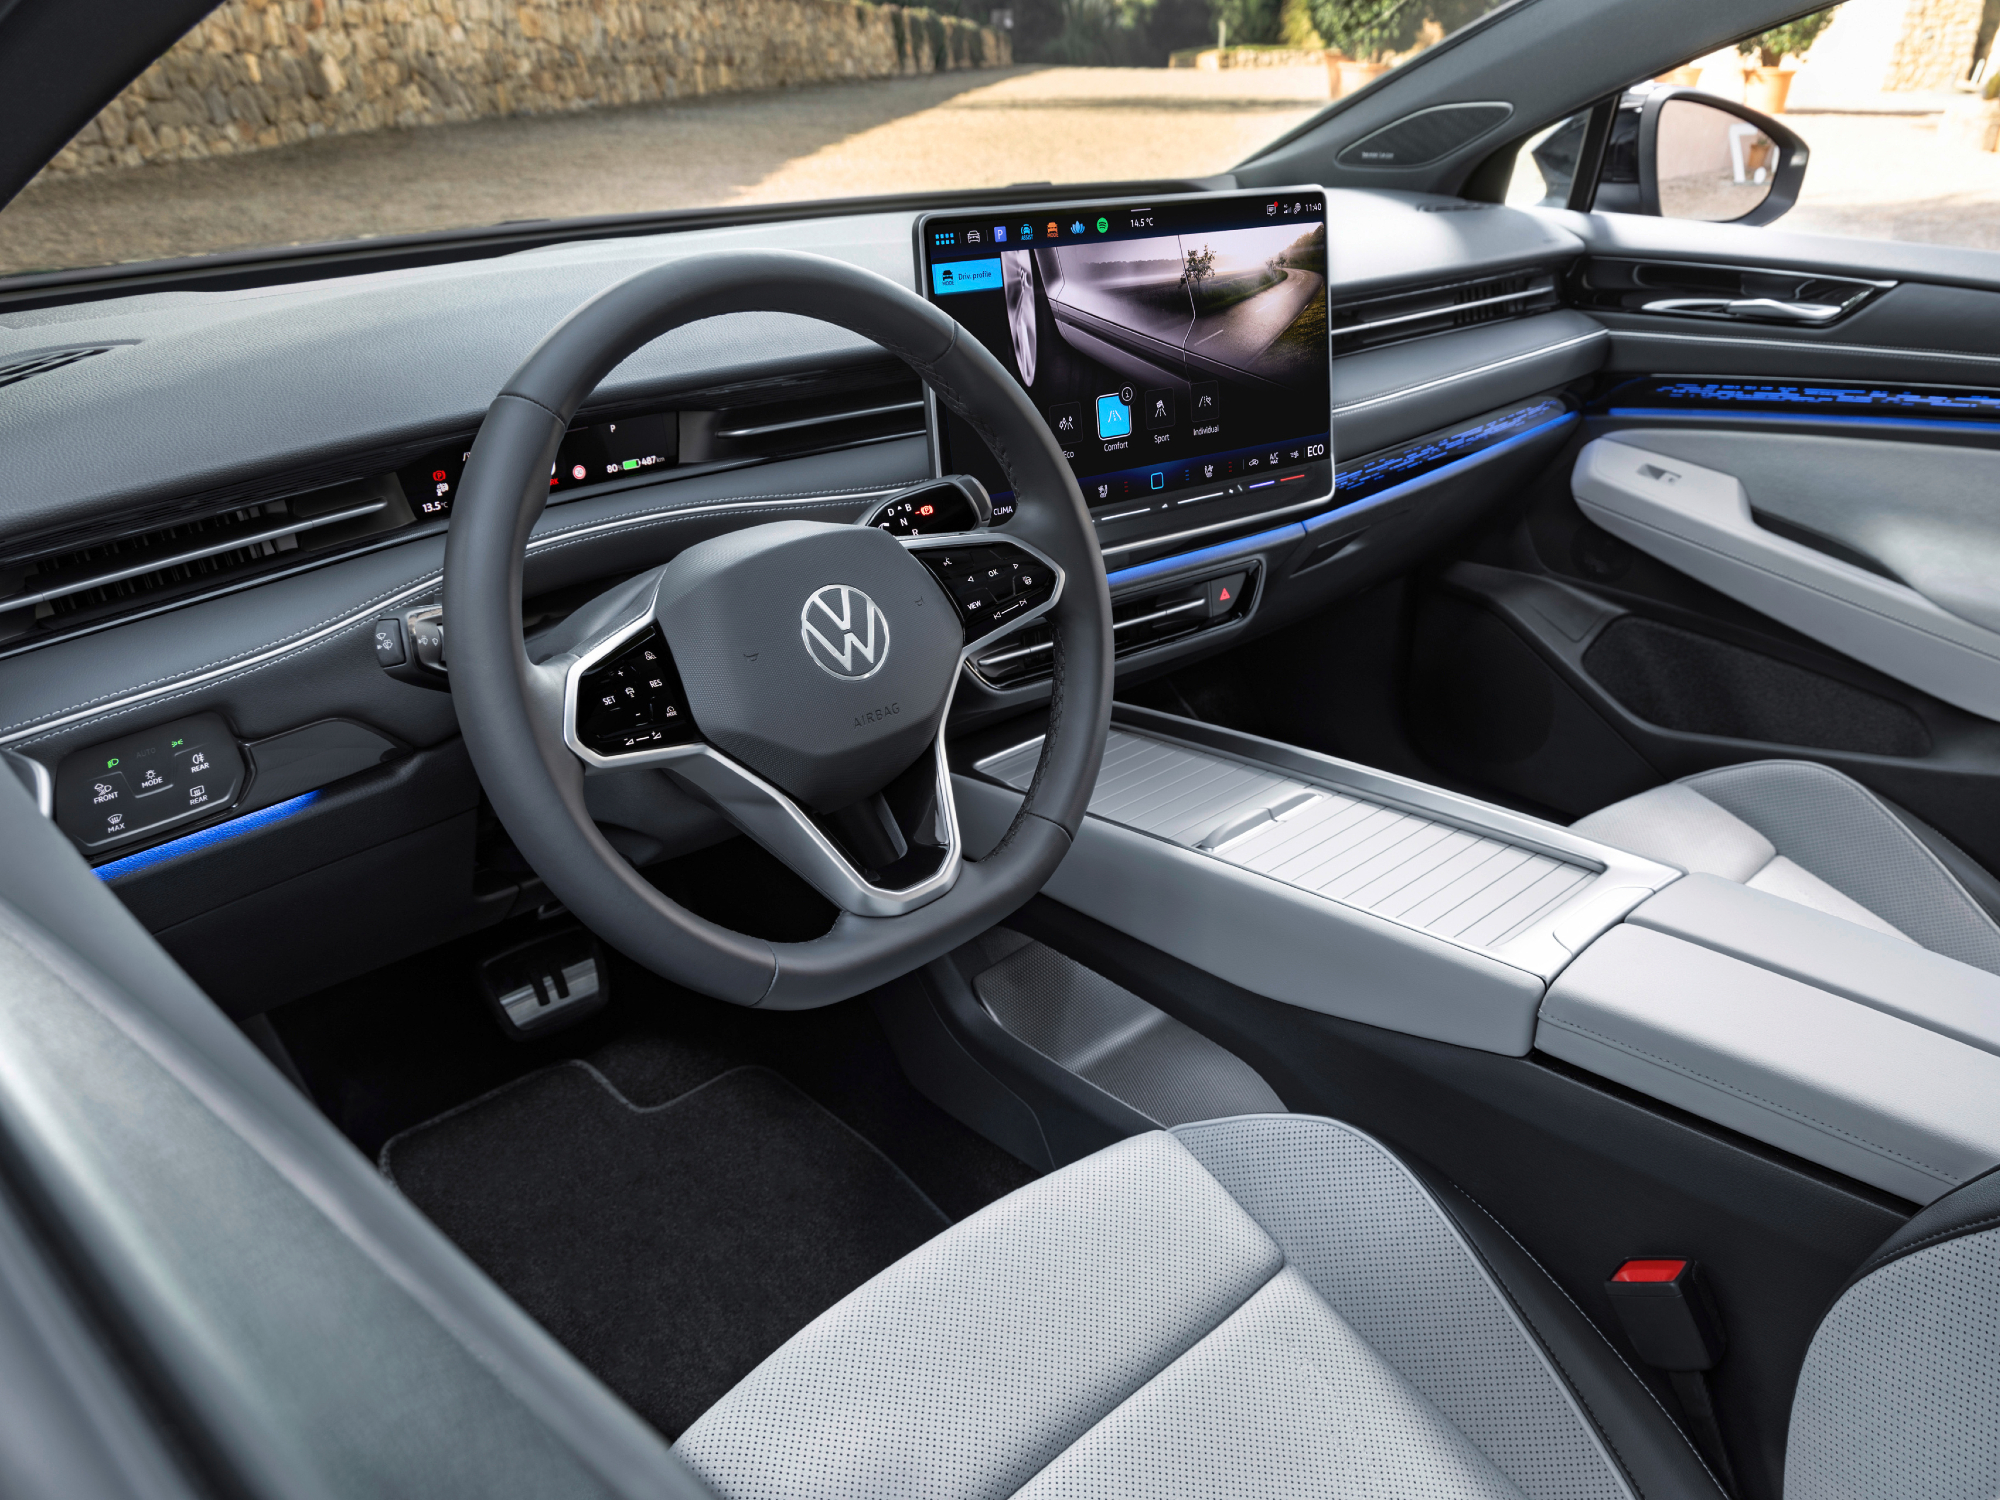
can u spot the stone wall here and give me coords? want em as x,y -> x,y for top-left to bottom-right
40,0 -> 1009,179
1885,0 -> 1984,89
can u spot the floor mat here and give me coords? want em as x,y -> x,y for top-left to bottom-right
382,1061 -> 950,1438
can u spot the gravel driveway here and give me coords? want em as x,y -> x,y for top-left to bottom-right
0,66 -> 1330,276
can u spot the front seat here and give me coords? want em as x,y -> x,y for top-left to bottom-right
1570,759 -> 2000,977
677,1115 -> 1728,1500
675,1114 -> 1999,1500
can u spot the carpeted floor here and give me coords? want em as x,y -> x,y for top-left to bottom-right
383,1060 -> 952,1438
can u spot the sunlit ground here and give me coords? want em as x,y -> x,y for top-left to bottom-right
1781,112 -> 2000,251
0,66 -> 1332,276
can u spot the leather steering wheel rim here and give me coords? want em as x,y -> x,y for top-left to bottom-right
443,249 -> 1114,1009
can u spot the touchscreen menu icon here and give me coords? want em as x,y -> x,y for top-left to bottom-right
1191,381 -> 1219,420
1095,392 -> 1132,440
1048,402 -> 1080,440
1144,388 -> 1173,430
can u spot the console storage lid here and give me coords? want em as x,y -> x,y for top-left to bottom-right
1539,878 -> 2000,1205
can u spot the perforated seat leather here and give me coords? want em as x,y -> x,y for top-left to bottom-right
676,1115 -> 1722,1500
1572,760 -> 2000,976
676,1113 -> 2000,1498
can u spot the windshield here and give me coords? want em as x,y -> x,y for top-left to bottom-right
0,0 -> 1512,279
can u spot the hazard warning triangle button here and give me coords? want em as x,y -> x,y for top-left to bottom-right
1206,571 -> 1246,620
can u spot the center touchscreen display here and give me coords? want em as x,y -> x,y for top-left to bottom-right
918,188 -> 1331,516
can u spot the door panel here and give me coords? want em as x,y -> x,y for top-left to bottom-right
1571,430 -> 2000,719
1384,209 -> 2000,874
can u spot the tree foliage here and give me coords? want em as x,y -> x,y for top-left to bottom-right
1739,7 -> 1837,68
1306,0 -> 1411,56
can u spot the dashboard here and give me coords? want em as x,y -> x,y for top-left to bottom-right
0,186 -> 1607,1011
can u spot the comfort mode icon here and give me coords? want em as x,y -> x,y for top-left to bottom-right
1095,392 -> 1132,440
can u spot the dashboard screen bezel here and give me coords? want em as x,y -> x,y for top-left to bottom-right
914,185 -> 1336,524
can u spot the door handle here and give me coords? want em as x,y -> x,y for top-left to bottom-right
1641,296 -> 1845,324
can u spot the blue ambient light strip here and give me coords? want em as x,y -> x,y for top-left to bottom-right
1601,378 -> 2000,434
1104,408 -> 1579,591
1334,397 -> 1570,502
93,791 -> 322,881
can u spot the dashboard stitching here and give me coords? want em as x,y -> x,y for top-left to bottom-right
1606,329 -> 2000,365
0,572 -> 441,735
1330,329 -> 1606,416
2,492 -> 881,747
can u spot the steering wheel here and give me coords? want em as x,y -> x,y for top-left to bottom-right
443,250 -> 1114,1008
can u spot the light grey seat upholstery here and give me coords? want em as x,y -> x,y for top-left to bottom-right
1571,759 -> 2000,977
677,1114 -> 1720,1500
676,1114 -> 2000,1500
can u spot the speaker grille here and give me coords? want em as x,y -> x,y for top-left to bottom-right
1337,102 -> 1513,168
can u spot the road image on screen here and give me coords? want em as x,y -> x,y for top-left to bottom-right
922,195 -> 1329,511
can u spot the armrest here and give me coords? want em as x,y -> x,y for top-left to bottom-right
1539,921 -> 2000,1204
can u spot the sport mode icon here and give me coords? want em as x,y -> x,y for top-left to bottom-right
800,584 -> 892,680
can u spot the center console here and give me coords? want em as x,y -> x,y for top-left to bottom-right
953,706 -> 2000,1206
955,704 -> 1680,1057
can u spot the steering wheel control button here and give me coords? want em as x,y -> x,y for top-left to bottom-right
575,626 -> 699,757
801,584 -> 892,680
920,543 -> 1059,642
55,713 -> 246,856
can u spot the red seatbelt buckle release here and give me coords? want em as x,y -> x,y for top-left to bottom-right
1605,1258 -> 1727,1371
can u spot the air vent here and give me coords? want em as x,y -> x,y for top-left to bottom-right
1327,270 -> 1562,354
0,474 -> 411,639
0,345 -> 113,390
686,378 -> 927,465
970,568 -> 1257,689
1336,102 -> 1513,169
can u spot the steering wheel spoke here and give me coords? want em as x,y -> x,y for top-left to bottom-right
540,570 -> 966,918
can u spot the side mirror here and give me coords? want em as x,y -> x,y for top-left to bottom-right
1596,88 -> 1808,227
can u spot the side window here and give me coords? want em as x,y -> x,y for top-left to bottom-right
1514,2 -> 2000,251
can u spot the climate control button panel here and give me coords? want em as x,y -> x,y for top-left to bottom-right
54,713 -> 246,855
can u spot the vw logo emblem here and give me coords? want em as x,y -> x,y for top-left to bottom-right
800,584 -> 891,680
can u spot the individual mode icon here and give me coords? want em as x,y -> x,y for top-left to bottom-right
1190,381 -> 1219,420
1095,392 -> 1133,440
